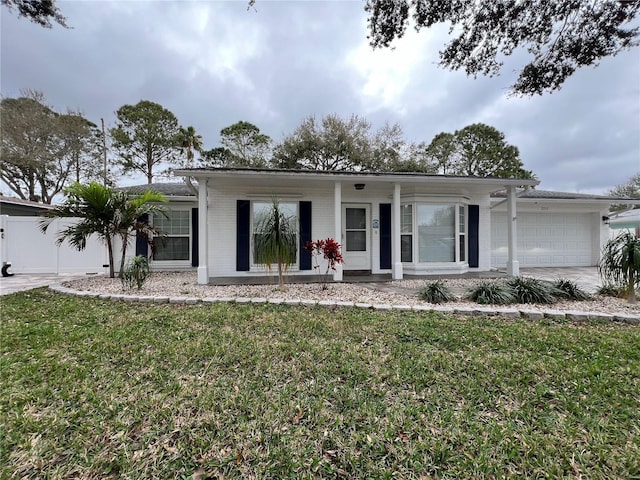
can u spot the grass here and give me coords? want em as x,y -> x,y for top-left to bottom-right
1,289 -> 640,479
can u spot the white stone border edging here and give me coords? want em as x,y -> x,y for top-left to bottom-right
49,284 -> 640,325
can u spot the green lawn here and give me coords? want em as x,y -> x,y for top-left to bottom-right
1,289 -> 639,479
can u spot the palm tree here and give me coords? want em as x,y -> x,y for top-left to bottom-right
113,189 -> 168,276
40,182 -> 166,278
253,199 -> 298,289
598,232 -> 640,303
177,126 -> 203,167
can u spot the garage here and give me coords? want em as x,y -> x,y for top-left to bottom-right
491,212 -> 595,267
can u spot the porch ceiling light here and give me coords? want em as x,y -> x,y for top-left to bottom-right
354,183 -> 365,190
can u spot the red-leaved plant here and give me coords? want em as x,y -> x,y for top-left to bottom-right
304,238 -> 344,290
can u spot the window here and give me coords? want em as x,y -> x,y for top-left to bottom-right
401,203 -> 467,264
252,201 -> 298,265
417,205 -> 455,262
153,210 -> 190,261
400,204 -> 413,262
345,207 -> 367,251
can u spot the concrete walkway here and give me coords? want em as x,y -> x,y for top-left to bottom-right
0,273 -> 91,296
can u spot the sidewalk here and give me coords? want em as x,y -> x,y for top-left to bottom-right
0,273 -> 94,296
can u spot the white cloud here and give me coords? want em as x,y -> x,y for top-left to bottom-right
346,24 -> 449,115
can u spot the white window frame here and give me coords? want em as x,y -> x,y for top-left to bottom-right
150,208 -> 192,265
402,202 -> 468,265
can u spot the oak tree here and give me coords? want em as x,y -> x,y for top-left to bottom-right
1,0 -> 67,28
364,0 -> 640,95
609,172 -> 640,211
423,123 -> 534,179
273,114 -> 373,171
0,92 -> 101,203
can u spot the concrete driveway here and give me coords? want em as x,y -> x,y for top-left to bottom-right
519,267 -> 602,293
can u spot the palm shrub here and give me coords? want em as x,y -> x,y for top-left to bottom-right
466,280 -> 515,305
120,255 -> 151,290
553,278 -> 592,301
598,232 -> 640,303
113,189 -> 167,277
40,182 -> 166,278
253,199 -> 298,289
418,280 -> 456,303
506,277 -> 559,304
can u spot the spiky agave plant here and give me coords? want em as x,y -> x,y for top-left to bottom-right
253,199 -> 298,289
598,232 -> 640,303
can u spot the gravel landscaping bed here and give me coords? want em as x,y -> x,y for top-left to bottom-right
61,271 -> 640,317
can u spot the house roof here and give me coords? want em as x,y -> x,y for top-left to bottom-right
490,189 -> 638,202
118,182 -> 195,197
175,166 -> 539,183
173,167 -> 540,194
609,208 -> 640,228
0,195 -> 54,209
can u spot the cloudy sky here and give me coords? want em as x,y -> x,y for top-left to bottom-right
2,0 -> 639,194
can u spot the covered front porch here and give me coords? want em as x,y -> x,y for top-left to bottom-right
172,167 -> 539,285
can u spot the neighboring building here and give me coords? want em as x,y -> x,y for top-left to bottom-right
0,195 -> 53,216
158,167 -> 638,285
608,208 -> 640,237
0,197 -> 104,275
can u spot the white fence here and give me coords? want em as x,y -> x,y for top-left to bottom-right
0,215 -> 106,274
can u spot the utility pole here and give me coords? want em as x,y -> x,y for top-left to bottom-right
101,118 -> 108,186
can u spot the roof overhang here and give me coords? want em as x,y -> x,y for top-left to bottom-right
0,196 -> 54,209
173,167 -> 540,195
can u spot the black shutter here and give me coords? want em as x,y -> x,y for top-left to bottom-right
299,201 -> 312,270
135,213 -> 149,257
380,203 -> 392,269
191,208 -> 199,267
236,200 -> 251,271
468,205 -> 479,268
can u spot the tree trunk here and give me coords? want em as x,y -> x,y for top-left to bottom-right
277,254 -> 284,289
629,266 -> 636,304
106,236 -> 115,278
119,234 -> 128,278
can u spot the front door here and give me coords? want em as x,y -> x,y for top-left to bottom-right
342,204 -> 370,271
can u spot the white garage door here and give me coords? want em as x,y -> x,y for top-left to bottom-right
491,212 -> 593,267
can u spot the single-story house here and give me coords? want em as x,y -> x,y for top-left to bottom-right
123,167 -> 637,285
608,208 -> 640,236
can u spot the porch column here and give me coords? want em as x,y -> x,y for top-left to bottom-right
197,178 -> 209,284
333,181 -> 343,282
506,185 -> 519,276
392,183 -> 403,280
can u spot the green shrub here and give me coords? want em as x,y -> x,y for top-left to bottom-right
418,280 -> 456,303
506,277 -> 559,304
553,278 -> 592,301
597,283 -> 627,298
121,255 -> 151,290
466,281 -> 515,305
